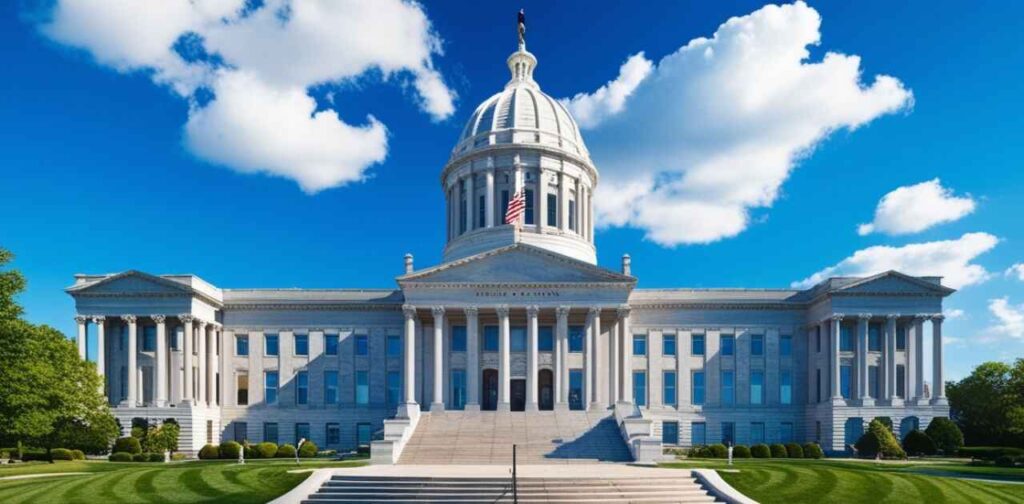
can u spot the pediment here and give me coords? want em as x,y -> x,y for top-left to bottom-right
68,271 -> 192,296
399,244 -> 635,285
833,271 -> 955,296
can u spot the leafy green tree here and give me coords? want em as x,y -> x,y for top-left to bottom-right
925,417 -> 964,455
948,361 -> 1019,446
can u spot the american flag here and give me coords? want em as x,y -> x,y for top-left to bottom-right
504,188 -> 526,226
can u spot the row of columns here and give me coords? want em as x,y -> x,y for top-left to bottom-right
823,313 -> 945,406
400,304 -> 633,414
75,314 -> 221,409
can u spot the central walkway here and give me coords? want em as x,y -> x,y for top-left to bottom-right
398,410 -> 633,464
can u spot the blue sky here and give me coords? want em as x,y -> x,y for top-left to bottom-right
1,1 -> 1022,381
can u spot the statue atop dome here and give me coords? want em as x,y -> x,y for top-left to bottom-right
518,9 -> 527,50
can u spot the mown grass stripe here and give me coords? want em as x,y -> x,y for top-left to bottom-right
959,479 -> 1024,503
178,466 -> 221,499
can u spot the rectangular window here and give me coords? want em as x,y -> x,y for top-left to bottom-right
816,421 -> 822,443
633,334 -> 647,356
693,371 -> 705,405
263,422 -> 278,444
750,370 -> 764,405
501,190 -> 509,220
663,371 -> 677,406
234,422 -> 247,443
781,371 -> 792,405
236,334 -> 249,356
721,370 -> 735,405
780,335 -> 792,357
692,422 -> 707,446
524,188 -> 535,225
869,365 -> 879,399
569,369 -> 584,410
816,368 -> 822,403
264,371 -> 279,405
478,194 -> 486,228
816,327 -> 821,353
356,370 -> 369,405
569,326 -> 585,352
633,371 -> 647,407
721,334 -> 735,356
142,325 -> 156,352
896,326 -> 907,351
547,194 -> 557,226
387,371 -> 401,406
295,423 -> 310,444
568,200 -> 576,231
722,422 -> 735,445
265,333 -> 279,356
781,422 -> 794,443
451,326 -> 467,352
459,193 -> 467,234
663,334 -> 677,356
355,335 -> 369,356
840,365 -> 852,399
663,421 -> 679,445
387,335 -> 402,357
236,373 -> 249,406
692,334 -> 705,355
324,371 -> 339,405
538,326 -> 554,351
484,326 -> 499,352
896,364 -> 906,398
451,369 -> 466,410
356,423 -> 372,448
751,335 -> 764,356
511,326 -> 527,352
840,325 -> 853,351
751,422 -> 765,445
294,334 -> 309,356
324,333 -> 339,356
295,371 -> 308,405
326,423 -> 340,445
869,323 -> 882,352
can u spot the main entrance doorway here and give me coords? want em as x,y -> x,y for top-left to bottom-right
538,369 -> 554,410
482,369 -> 498,411
510,379 -> 526,411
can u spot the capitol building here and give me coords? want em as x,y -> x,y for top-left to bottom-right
68,39 -> 951,463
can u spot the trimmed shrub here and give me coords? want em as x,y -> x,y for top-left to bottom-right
873,416 -> 893,432
147,453 -> 164,462
298,440 -> 319,458
869,419 -> 905,459
243,445 -> 258,460
925,417 -> 964,456
733,445 -> 752,458
21,449 -> 49,462
751,444 -> 771,458
50,448 -> 74,461
113,437 -> 142,455
276,444 -> 297,458
707,444 -> 727,459
198,444 -> 220,460
132,453 -> 148,462
903,430 -> 937,456
958,446 -> 1024,461
256,442 -> 278,459
171,453 -> 187,461
219,441 -> 242,460
71,449 -> 86,460
770,444 -> 787,458
785,443 -> 804,459
996,455 -> 1017,467
802,443 -> 824,459
109,452 -> 133,462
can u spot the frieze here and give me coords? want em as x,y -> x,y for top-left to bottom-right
473,289 -> 562,299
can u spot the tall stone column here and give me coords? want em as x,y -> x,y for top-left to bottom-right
587,307 -> 602,408
830,315 -> 843,403
857,314 -> 872,405
584,307 -> 595,409
555,306 -> 569,410
609,318 -> 619,404
431,306 -> 446,412
197,320 -> 208,406
526,305 -> 539,410
124,315 -> 138,407
931,315 -> 947,405
913,315 -> 926,402
907,317 -> 918,402
180,315 -> 194,405
208,324 -> 218,407
401,305 -> 419,417
75,315 -> 88,359
619,305 -> 633,404
153,316 -> 168,407
465,174 -> 475,231
465,306 -> 480,410
592,308 -> 602,406
497,305 -> 511,411
93,317 -> 106,396
485,169 -> 495,227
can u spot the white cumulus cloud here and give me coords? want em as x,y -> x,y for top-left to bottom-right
1006,263 -> 1024,281
945,308 -> 965,320
37,0 -> 455,193
565,1 -> 912,245
791,232 -> 999,289
857,179 -> 975,236
988,298 -> 1024,339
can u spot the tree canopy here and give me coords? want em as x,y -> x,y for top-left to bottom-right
948,359 -> 1024,447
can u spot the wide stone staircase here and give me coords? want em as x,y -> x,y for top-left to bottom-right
398,410 -> 633,464
302,475 -> 719,503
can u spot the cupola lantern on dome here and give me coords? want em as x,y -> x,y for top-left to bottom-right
440,12 -> 599,265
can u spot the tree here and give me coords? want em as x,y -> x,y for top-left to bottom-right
925,417 -> 964,455
857,419 -> 905,459
948,361 -> 1021,446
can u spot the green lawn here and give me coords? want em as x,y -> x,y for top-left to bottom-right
0,459 -> 367,504
661,458 -> 1024,504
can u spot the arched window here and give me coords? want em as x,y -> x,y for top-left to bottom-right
844,417 -> 864,450
900,416 -> 919,440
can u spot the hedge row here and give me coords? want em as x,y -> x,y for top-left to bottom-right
108,452 -> 163,462
198,441 -> 319,460
687,442 -> 823,459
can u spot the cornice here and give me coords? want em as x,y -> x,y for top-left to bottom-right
401,281 -> 634,290
629,302 -> 806,311
225,303 -> 404,312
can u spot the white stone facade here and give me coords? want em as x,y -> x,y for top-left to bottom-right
66,41 -> 951,457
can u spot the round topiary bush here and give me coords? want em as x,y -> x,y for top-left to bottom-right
802,443 -> 824,459
707,443 -> 728,458
108,452 -> 133,462
855,431 -> 882,458
298,440 -> 319,458
132,453 -> 148,462
733,445 -> 752,458
925,417 -> 964,456
785,443 -> 804,459
198,444 -> 220,460
50,448 -> 74,461
770,443 -> 787,458
219,441 -> 242,460
276,444 -> 297,458
71,449 -> 86,460
256,442 -> 278,459
902,430 -> 937,456
243,444 -> 258,459
751,444 -> 771,458
147,453 -> 164,462
114,437 -> 142,455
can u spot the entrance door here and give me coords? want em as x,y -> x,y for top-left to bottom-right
538,369 -> 554,410
482,369 -> 498,411
511,379 -> 526,411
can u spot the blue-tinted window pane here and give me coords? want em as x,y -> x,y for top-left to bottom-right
356,371 -> 369,405
263,423 -> 278,444
751,335 -> 764,356
840,365 -> 852,399
142,326 -> 156,352
569,369 -> 584,410
663,371 -> 677,406
355,335 -> 369,356
324,334 -> 339,356
538,327 -> 554,351
326,423 -> 340,445
781,371 -> 792,405
633,335 -> 647,356
663,335 -> 676,356
387,335 -> 402,356
750,370 -> 763,405
484,326 -> 499,352
692,422 -> 706,446
569,326 -> 584,353
840,325 -> 853,351
721,335 -> 735,356
387,371 -> 401,406
781,422 -> 794,443
780,335 -> 792,357
692,334 -> 705,356
663,421 -> 679,445
634,371 -> 647,407
451,369 -> 466,410
869,323 -> 882,351
722,422 -> 735,445
264,372 -> 279,405
357,423 -> 372,447
451,326 -> 467,352
511,326 -> 526,352
524,188 -> 534,225
294,335 -> 309,356
751,422 -> 765,444
869,365 -> 879,398
236,335 -> 249,356
896,326 -> 907,351
721,371 -> 735,405
265,334 -> 279,356
295,423 -> 310,444
296,372 -> 308,405
693,371 -> 705,405
324,371 -> 338,405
